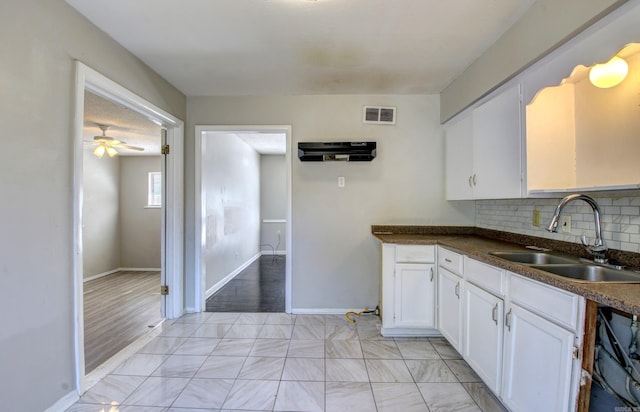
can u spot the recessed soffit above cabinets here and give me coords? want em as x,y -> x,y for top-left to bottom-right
526,42 -> 640,193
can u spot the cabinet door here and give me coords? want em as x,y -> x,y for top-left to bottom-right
473,84 -> 522,199
394,263 -> 436,328
445,113 -> 474,200
463,282 -> 504,394
502,303 -> 575,412
437,267 -> 463,352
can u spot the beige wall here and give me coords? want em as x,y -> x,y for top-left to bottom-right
201,133 -> 261,292
83,147 -> 121,277
0,0 -> 185,409
186,95 -> 476,310
440,0 -> 627,122
120,156 -> 162,269
260,155 -> 287,254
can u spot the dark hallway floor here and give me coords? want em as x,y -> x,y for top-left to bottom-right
205,255 -> 285,312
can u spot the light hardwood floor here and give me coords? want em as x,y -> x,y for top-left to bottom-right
83,270 -> 163,373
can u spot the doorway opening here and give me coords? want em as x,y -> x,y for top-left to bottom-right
72,62 -> 184,392
195,126 -> 292,314
81,90 -> 164,373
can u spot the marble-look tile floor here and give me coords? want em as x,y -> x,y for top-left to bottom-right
66,312 -> 506,411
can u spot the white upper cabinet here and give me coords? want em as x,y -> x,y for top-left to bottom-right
445,114 -> 474,200
473,85 -> 522,199
445,84 -> 522,200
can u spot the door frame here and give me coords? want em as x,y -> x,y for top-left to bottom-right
194,125 -> 292,313
72,62 -> 184,392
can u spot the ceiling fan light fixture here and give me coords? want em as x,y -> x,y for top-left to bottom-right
589,56 -> 628,88
106,146 -> 118,157
93,144 -> 106,158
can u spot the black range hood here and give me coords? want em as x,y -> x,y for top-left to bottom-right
297,141 -> 377,162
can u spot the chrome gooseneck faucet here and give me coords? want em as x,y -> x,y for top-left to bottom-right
547,194 -> 608,263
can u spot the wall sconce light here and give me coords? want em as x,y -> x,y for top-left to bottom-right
589,56 -> 629,88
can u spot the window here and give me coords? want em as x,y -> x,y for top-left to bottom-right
147,172 -> 162,207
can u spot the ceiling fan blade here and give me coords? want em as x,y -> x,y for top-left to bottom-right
116,143 -> 144,151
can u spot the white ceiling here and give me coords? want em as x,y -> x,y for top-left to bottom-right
84,91 -> 162,155
236,133 -> 287,155
66,0 -> 537,96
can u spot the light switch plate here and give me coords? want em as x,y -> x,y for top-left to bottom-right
338,176 -> 345,187
560,216 -> 572,233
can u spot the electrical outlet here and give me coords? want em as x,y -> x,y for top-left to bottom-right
532,210 -> 541,227
338,176 -> 345,187
560,216 -> 572,233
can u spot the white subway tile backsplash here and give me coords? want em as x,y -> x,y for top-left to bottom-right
475,195 -> 640,254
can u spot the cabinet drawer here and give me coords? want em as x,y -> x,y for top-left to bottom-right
438,247 -> 463,274
465,257 -> 505,297
509,274 -> 582,331
395,245 -> 435,263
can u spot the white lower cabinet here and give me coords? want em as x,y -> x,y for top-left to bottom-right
502,303 -> 576,412
434,247 -> 584,412
394,263 -> 436,328
463,282 -> 504,394
380,243 -> 438,336
437,267 -> 463,352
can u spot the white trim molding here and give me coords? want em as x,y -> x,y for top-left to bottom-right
83,268 -> 163,282
205,253 -> 262,299
44,391 -> 79,412
72,61 -> 184,395
195,125 -> 293,313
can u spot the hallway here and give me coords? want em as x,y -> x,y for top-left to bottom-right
206,255 -> 285,312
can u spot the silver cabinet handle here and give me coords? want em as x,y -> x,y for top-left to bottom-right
506,308 -> 512,331
455,282 -> 460,298
445,258 -> 452,263
492,303 -> 498,324
472,174 -> 477,186
430,267 -> 434,282
468,176 -> 473,187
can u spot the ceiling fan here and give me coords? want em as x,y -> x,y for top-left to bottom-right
89,125 -> 144,158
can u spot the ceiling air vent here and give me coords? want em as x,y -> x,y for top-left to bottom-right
363,106 -> 396,125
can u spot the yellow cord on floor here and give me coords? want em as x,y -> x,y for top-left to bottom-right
345,308 -> 370,323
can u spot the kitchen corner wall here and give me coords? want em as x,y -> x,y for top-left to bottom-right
476,195 -> 640,254
186,95 -> 476,311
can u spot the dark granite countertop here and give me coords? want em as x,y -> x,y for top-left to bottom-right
372,225 -> 640,316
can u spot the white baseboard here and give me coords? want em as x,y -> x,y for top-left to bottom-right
84,267 -> 161,282
120,267 -> 162,272
292,308 -> 376,315
45,390 -> 79,412
205,253 -> 261,299
260,250 -> 286,256
380,327 -> 441,337
83,268 -> 120,282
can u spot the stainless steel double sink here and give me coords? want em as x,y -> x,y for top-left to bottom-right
488,251 -> 640,283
